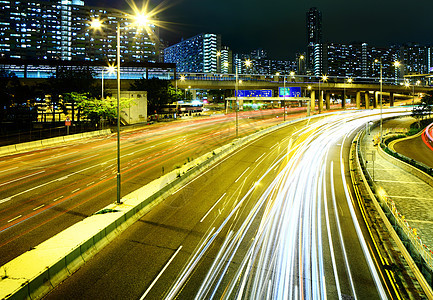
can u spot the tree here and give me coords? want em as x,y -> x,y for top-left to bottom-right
129,78 -> 181,114
412,91 -> 433,126
40,67 -> 97,122
70,92 -> 135,125
0,69 -> 20,108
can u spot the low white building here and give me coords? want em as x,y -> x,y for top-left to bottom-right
107,90 -> 148,125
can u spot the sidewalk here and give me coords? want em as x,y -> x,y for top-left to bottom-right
360,117 -> 433,250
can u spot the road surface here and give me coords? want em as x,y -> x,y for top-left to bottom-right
46,111 -> 394,299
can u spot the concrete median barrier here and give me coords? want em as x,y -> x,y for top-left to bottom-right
0,145 -> 16,156
0,130 -> 112,157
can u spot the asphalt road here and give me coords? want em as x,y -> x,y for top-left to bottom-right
0,108 -> 292,266
45,111 -> 392,299
392,120 -> 433,168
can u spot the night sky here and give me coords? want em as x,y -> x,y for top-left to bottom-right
86,0 -> 432,60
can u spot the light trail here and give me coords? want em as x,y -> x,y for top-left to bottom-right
161,110 -> 400,299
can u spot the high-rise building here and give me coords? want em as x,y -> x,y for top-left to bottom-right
0,0 -> 160,62
306,7 -> 322,76
164,33 -> 221,73
323,42 -> 365,77
220,46 -> 232,74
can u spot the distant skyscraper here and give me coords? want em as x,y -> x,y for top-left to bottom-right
306,7 -> 322,76
164,33 -> 221,73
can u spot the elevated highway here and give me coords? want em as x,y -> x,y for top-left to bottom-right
173,74 -> 433,113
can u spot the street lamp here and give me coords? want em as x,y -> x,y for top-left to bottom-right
234,59 -> 252,138
343,77 -> 353,108
298,55 -> 305,75
374,59 -> 383,144
90,12 -> 152,204
394,61 -> 401,84
216,51 -> 221,73
318,74 -> 328,113
101,65 -> 116,100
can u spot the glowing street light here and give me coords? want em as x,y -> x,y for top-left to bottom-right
318,74 -> 328,113
90,10 -> 153,204
101,65 -> 116,100
394,61 -> 401,84
374,59 -> 383,143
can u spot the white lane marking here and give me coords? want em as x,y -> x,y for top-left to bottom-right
331,161 -> 357,299
200,193 -> 226,223
325,162 -> 342,299
39,151 -> 78,162
0,166 -> 18,174
66,154 -> 98,165
270,143 -> 279,149
255,153 -> 266,163
235,167 -> 250,183
53,196 -> 64,202
71,188 -> 81,194
8,215 -> 22,223
139,246 -> 183,300
0,170 -> 45,187
87,181 -> 95,186
33,204 -> 45,211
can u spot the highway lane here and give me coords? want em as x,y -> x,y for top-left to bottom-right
0,108 -> 296,266
46,110 -> 394,299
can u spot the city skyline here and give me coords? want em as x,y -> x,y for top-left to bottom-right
87,0 -> 432,60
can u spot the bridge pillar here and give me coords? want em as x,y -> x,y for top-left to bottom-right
318,90 -> 323,113
373,91 -> 378,108
390,92 -> 395,107
310,90 -> 316,112
356,91 -> 361,109
365,92 -> 370,109
325,92 -> 331,110
341,92 -> 346,109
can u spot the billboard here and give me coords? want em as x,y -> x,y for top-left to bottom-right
236,89 -> 273,97
279,87 -> 301,97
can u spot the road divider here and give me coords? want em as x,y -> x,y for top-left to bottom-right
0,129 -> 112,157
0,115 -> 322,300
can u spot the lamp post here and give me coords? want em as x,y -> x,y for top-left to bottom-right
216,51 -> 221,73
318,74 -> 327,113
394,60 -> 401,85
298,55 -> 305,75
344,77 -> 353,109
375,59 -> 383,144
283,73 -> 286,121
91,12 -> 151,204
235,65 -> 239,138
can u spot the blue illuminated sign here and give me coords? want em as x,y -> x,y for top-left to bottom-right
279,87 -> 302,97
236,89 -> 273,97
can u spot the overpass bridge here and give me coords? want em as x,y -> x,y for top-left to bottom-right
173,73 -> 433,112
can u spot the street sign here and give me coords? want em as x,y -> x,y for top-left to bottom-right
279,87 -> 302,97
236,89 -> 273,97
65,117 -> 71,126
